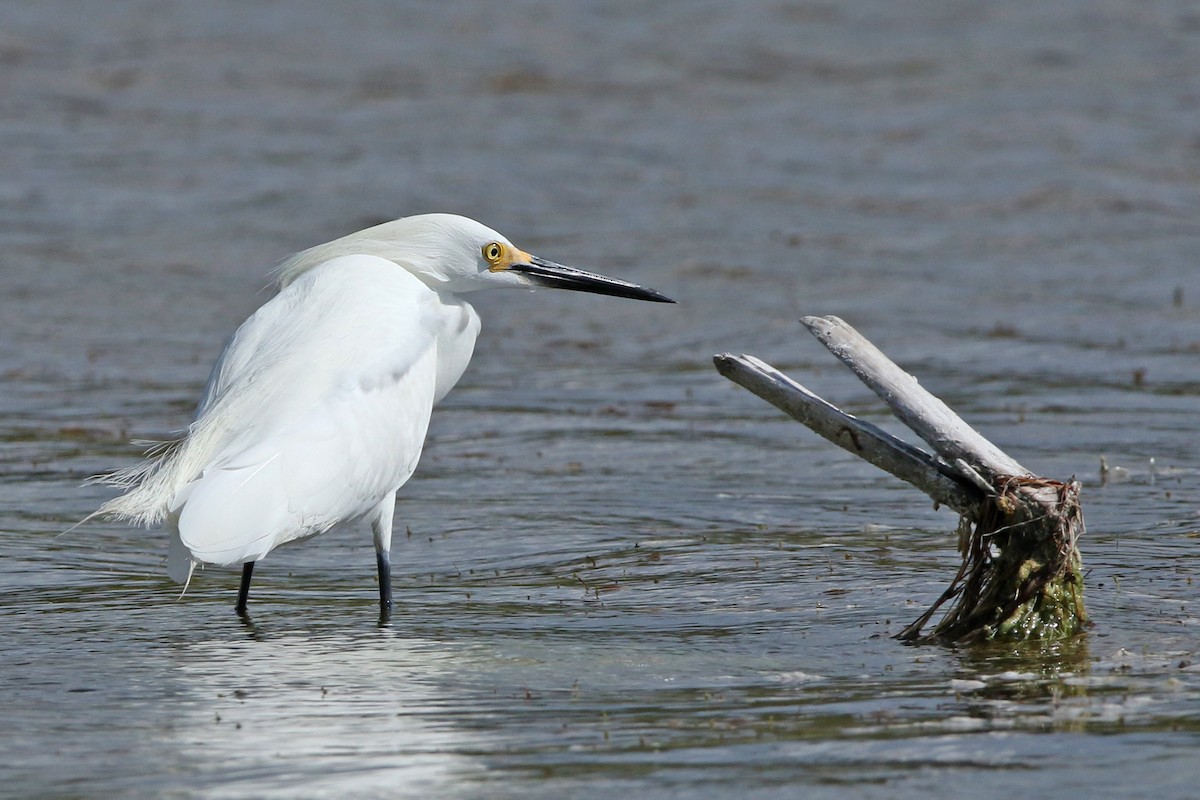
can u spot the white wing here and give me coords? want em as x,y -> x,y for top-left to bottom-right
170,254 -> 443,568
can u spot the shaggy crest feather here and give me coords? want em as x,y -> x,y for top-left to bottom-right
274,213 -> 507,290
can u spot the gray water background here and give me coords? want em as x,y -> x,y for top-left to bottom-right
3,1 -> 1199,797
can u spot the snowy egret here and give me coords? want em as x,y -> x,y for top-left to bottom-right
92,213 -> 673,617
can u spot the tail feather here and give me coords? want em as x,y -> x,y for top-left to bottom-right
167,516 -> 197,585
86,437 -> 188,527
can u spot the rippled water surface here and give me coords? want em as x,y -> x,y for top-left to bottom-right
3,1 -> 1199,797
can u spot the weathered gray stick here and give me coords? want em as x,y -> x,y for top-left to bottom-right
714,353 -> 981,515
800,315 -> 1030,480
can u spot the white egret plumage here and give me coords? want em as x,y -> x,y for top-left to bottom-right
91,213 -> 673,617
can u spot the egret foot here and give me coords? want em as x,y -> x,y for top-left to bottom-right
235,561 -> 255,616
376,550 -> 393,621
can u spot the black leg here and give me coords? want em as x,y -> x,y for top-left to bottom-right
376,550 -> 393,621
236,561 -> 254,615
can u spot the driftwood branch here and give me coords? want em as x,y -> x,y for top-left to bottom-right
715,316 -> 1088,643
713,354 -> 980,516
800,316 -> 1029,479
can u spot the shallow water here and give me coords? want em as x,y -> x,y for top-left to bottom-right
3,1 -> 1199,797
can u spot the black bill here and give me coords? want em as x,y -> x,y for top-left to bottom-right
510,256 -> 675,303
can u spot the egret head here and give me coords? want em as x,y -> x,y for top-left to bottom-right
277,214 -> 673,303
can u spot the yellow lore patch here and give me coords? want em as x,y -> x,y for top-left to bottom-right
483,241 -> 532,272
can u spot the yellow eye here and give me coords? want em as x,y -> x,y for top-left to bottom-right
482,242 -> 505,265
